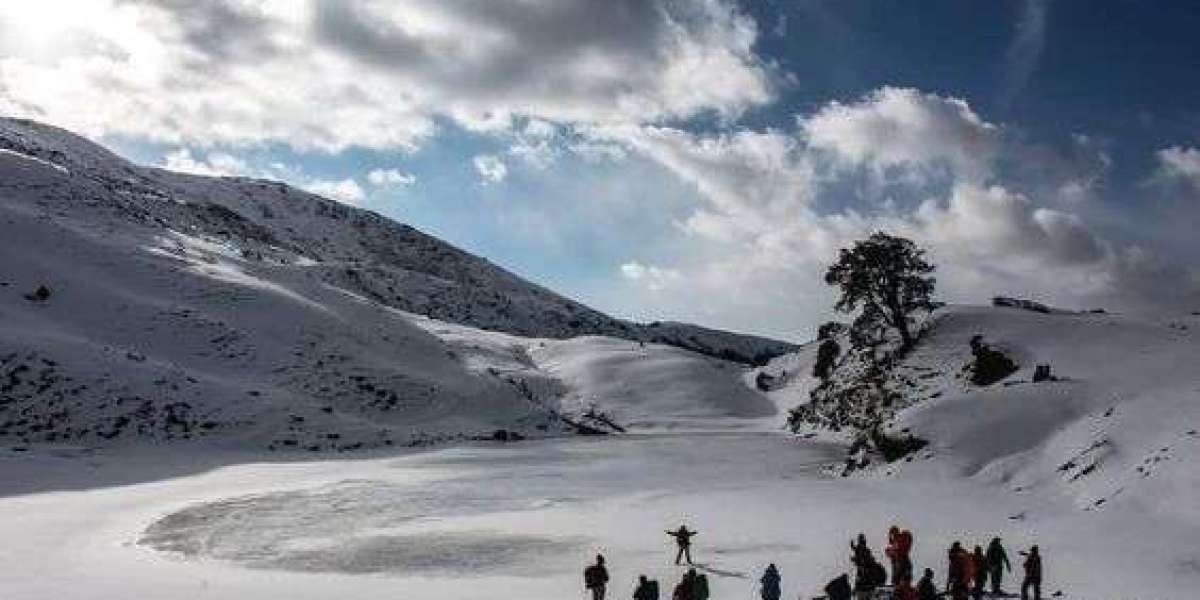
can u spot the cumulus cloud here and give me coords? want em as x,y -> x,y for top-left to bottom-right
598,87 -> 1199,337
591,124 -> 815,241
0,0 -> 772,152
304,178 -> 366,205
802,86 -> 1000,181
473,155 -> 508,184
1156,146 -> 1200,190
367,168 -> 416,187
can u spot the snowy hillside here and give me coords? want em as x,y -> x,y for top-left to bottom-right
0,118 -> 794,359
0,117 -> 786,449
406,314 -> 778,431
778,304 -> 1200,522
882,306 -> 1200,520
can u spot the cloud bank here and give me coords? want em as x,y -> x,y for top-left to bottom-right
595,87 -> 1200,337
0,0 -> 772,152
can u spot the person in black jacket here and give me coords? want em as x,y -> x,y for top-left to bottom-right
759,563 -> 782,600
633,574 -> 659,600
916,568 -> 939,600
672,570 -> 694,600
1020,545 -> 1043,600
667,525 -> 698,565
584,554 -> 610,600
825,573 -> 852,600
986,537 -> 1012,595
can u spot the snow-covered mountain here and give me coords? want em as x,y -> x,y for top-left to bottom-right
768,303 -> 1200,524
0,117 -> 791,450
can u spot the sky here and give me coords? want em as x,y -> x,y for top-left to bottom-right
2,0 -> 1199,341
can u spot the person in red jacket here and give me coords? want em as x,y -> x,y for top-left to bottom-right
1021,545 -> 1043,600
894,576 -> 918,600
947,541 -> 970,600
970,545 -> 987,599
886,526 -> 915,585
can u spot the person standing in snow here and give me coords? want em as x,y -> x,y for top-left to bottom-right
1020,545 -> 1042,600
633,574 -> 659,600
947,541 -> 970,600
759,563 -> 781,600
854,551 -> 886,600
667,525 -> 698,565
916,569 -> 939,600
584,554 -> 610,600
672,570 -> 694,600
971,545 -> 987,599
986,537 -> 1012,595
886,526 -> 915,585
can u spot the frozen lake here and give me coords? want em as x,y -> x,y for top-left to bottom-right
0,431 -> 1196,599
138,432 -> 840,580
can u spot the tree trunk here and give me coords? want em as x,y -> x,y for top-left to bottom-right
897,319 -> 912,349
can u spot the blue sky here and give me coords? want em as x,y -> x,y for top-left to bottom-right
2,1 -> 1199,340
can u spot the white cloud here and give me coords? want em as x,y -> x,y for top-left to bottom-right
802,86 -> 1000,181
619,261 -> 682,291
1156,146 -> 1200,190
304,178 -> 366,205
161,148 -> 251,177
509,120 -> 561,170
590,124 -> 814,242
160,148 -> 372,206
473,154 -> 508,184
598,88 -> 1200,337
0,0 -> 772,152
1000,0 -> 1050,108
367,168 -> 416,187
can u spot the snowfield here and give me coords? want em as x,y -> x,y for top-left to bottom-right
1,117 -> 1198,600
1,305 -> 1197,600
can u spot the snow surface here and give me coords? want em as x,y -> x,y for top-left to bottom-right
0,306 -> 1197,600
1,117 -> 1198,600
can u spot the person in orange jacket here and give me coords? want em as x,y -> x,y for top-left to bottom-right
970,545 -> 987,599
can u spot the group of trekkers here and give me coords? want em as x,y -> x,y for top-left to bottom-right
583,523 -> 1046,600
833,527 -> 1043,600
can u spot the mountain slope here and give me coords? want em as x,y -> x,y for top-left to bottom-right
0,117 -> 795,361
0,117 -> 786,449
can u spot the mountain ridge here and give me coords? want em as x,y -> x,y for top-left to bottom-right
0,116 -> 795,362
0,116 -> 789,451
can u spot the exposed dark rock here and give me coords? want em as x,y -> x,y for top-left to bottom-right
967,335 -> 1018,386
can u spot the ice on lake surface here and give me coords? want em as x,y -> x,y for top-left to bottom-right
138,433 -> 838,577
